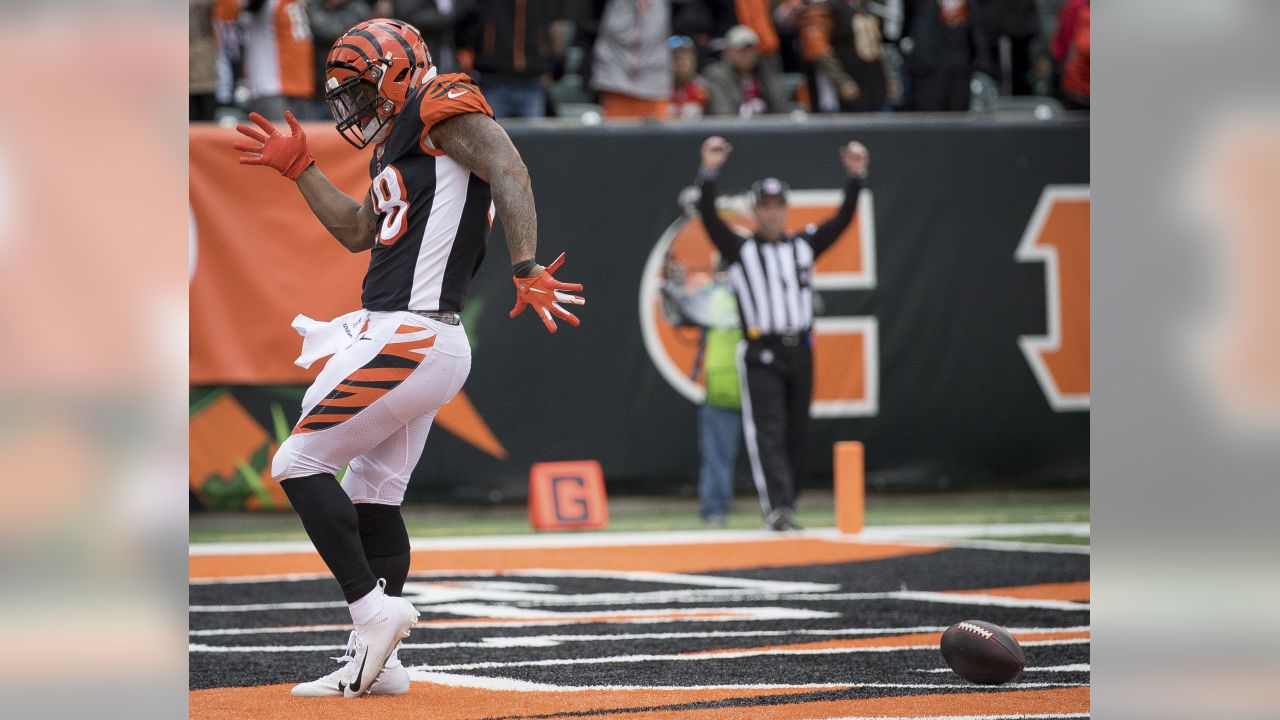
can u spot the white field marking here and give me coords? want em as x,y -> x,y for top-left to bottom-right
191,624 -> 355,637
397,570 -> 838,607
857,523 -> 1090,540
189,600 -> 346,612
918,539 -> 1089,555
804,529 -> 1090,555
189,601 -> 834,625
745,591 -> 1088,612
410,638 -> 1090,672
189,637 -> 568,653
191,567 -> 842,591
191,627 -> 1091,653
187,587 -> 1087,614
190,624 -> 1089,641
919,664 -> 1091,674
407,670 -> 1085,694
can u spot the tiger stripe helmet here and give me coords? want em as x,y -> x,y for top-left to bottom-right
325,18 -> 433,149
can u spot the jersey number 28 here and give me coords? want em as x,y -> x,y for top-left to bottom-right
371,165 -> 409,245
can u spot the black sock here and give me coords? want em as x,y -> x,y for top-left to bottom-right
356,503 -> 411,597
280,474 -> 378,603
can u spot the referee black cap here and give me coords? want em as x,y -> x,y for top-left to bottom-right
750,177 -> 791,206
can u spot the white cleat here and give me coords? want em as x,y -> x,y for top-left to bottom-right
290,631 -> 412,698
342,592 -> 418,698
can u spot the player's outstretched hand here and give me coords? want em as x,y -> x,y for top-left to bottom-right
840,141 -> 869,177
233,111 -> 316,181
510,252 -> 585,334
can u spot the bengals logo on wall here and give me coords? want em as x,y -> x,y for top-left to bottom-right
1017,186 -> 1090,411
639,188 -> 880,417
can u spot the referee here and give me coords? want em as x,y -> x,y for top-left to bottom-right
695,135 -> 869,531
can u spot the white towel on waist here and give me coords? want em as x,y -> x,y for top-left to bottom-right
291,309 -> 369,369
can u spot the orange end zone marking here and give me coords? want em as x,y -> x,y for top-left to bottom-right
950,580 -> 1090,603
189,684 -> 1088,720
190,539 -> 944,580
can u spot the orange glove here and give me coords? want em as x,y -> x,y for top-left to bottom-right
510,253 -> 585,333
232,111 -> 315,180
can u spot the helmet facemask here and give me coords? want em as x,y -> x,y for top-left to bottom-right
325,62 -> 397,149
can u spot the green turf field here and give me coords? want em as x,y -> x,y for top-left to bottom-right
190,488 -> 1088,544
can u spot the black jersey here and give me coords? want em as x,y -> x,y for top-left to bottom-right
361,73 -> 495,312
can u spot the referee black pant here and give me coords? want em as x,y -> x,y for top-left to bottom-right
738,335 -> 813,515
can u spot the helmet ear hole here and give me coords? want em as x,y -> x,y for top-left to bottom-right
394,67 -> 409,82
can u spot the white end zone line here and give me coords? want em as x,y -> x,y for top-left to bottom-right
919,664 -> 1090,674
408,638 -> 1090,672
406,671 -> 1087,694
190,624 -> 1089,641
189,523 -> 1089,559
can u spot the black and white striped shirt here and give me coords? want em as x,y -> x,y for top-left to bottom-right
697,173 -> 863,337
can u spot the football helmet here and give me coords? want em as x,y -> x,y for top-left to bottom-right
324,18 -> 433,149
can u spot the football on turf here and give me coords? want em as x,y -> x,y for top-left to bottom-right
939,620 -> 1025,684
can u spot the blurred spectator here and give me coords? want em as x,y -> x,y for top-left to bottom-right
381,0 -> 461,74
238,0 -> 316,120
306,0 -> 372,121
696,278 -> 743,528
973,0 -> 1039,96
456,0 -> 557,118
671,0 -> 735,65
1054,0 -> 1087,110
669,36 -> 710,119
797,0 -> 889,113
733,0 -> 782,63
588,0 -> 672,119
703,26 -> 787,117
191,0 -> 221,121
901,0 -> 983,112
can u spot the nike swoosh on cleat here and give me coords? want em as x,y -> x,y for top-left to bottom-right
337,682 -> 346,693
348,654 -> 368,694
448,90 -> 467,99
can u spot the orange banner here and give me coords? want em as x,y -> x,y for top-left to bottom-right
189,123 -> 376,384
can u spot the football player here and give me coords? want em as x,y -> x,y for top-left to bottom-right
232,18 -> 584,698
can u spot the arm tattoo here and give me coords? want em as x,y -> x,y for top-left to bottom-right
355,190 -> 377,248
429,113 -> 538,264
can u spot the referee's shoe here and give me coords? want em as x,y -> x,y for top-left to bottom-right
764,507 -> 803,532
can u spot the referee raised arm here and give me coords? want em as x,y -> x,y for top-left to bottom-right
695,136 -> 869,531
